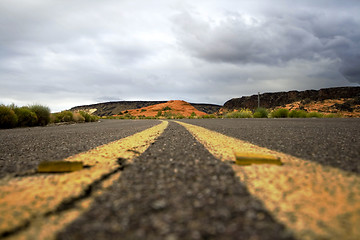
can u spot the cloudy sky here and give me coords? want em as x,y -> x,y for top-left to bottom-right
1,0 -> 359,112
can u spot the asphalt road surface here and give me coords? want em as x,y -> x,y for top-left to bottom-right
0,119 -> 159,178
179,118 -> 360,174
58,121 -> 293,240
1,118 -> 359,240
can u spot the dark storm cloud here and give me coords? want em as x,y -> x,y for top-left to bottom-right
173,9 -> 360,83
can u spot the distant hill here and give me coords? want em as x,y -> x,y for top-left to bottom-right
70,87 -> 360,117
223,87 -> 360,110
117,100 -> 207,118
71,101 -> 221,116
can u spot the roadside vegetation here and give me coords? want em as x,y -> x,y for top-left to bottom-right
2,103 -> 341,129
0,104 -> 99,129
103,107 -> 342,120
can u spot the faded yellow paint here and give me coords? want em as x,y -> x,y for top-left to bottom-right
0,121 -> 168,239
5,172 -> 122,240
234,152 -> 283,165
37,161 -> 83,173
177,121 -> 360,240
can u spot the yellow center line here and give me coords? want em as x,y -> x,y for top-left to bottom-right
0,121 -> 168,239
176,121 -> 360,240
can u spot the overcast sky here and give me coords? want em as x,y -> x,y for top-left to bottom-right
1,0 -> 359,112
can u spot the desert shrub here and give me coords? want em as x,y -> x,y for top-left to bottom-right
73,112 -> 85,122
141,109 -> 147,112
0,105 -> 18,128
188,112 -> 198,119
324,113 -> 342,118
307,112 -> 323,118
225,109 -> 253,118
15,107 -> 38,127
289,110 -> 308,118
53,111 -> 73,122
62,111 -> 74,122
124,113 -> 135,119
90,115 -> 99,122
156,110 -> 163,117
270,108 -> 289,118
174,114 -> 185,119
145,116 -> 156,119
162,106 -> 172,111
253,108 -> 268,118
163,111 -> 174,119
201,114 -> 216,119
79,111 -> 92,122
30,104 -> 51,126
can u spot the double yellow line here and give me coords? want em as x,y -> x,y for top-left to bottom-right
177,121 -> 360,240
1,120 -> 359,240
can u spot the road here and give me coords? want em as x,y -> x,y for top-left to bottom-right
179,118 -> 360,173
0,119 -> 359,240
0,120 -> 160,178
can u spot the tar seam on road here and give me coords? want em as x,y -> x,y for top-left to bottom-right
176,121 -> 360,240
0,121 -> 168,240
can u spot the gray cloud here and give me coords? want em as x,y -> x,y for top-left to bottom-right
0,0 -> 359,111
172,8 -> 360,83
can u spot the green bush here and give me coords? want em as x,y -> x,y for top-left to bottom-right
307,112 -> 323,118
289,110 -> 308,118
0,105 -> 18,128
52,111 -> 73,122
156,110 -> 163,117
188,112 -> 198,119
162,106 -> 172,111
174,114 -> 185,119
145,116 -> 156,119
201,114 -> 216,119
324,113 -> 342,118
62,111 -> 74,122
225,109 -> 253,118
30,104 -> 51,126
79,111 -> 92,122
15,107 -> 38,127
270,108 -> 289,118
253,108 -> 268,118
90,115 -> 99,122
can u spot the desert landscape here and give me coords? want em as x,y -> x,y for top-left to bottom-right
70,86 -> 360,118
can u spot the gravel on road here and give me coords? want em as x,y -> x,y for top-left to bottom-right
57,122 -> 294,240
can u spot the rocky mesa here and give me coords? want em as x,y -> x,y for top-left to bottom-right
223,87 -> 360,110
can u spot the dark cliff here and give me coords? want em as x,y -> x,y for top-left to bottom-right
223,87 -> 360,110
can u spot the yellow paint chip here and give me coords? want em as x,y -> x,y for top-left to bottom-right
37,161 -> 84,173
234,152 -> 283,165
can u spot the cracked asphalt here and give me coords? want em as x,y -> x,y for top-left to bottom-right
1,118 -> 359,239
57,121 -> 294,240
179,118 -> 360,174
0,119 -> 160,178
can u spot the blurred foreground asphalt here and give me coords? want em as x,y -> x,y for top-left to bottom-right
0,118 -> 359,240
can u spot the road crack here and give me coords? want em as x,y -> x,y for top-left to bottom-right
0,158 -> 128,239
